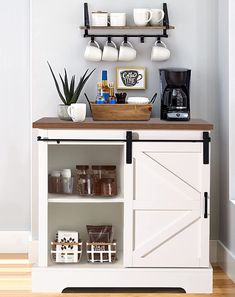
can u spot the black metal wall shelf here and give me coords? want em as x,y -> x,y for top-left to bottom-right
81,2 -> 174,43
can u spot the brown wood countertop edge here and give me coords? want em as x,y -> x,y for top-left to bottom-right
32,117 -> 214,131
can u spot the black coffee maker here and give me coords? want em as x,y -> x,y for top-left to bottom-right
160,68 -> 191,121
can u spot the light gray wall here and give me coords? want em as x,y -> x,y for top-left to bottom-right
0,0 -> 30,230
32,0 -> 220,239
219,0 -> 235,253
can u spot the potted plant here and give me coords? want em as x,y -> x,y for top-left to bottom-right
48,62 -> 95,120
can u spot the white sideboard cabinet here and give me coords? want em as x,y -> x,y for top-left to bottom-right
32,118 -> 213,293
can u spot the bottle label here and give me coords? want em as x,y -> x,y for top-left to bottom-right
102,92 -> 109,102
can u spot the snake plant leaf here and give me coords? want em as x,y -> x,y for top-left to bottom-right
71,68 -> 96,103
69,75 -> 75,100
47,62 -> 66,105
59,73 -> 71,104
63,69 -> 70,101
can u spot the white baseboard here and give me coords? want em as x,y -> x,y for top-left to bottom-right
210,240 -> 218,263
0,231 -> 30,253
217,240 -> 235,282
28,240 -> 38,264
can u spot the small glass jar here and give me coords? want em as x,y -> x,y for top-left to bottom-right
101,178 -> 117,197
77,174 -> 93,196
76,166 -> 89,195
48,176 -> 61,194
92,166 -> 104,196
61,177 -> 74,194
48,171 -> 61,194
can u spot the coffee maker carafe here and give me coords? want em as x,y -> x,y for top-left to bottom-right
160,68 -> 191,121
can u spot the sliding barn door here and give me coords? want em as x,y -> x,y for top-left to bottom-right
130,142 -> 209,268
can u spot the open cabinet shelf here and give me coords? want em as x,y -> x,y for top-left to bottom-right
48,193 -> 124,203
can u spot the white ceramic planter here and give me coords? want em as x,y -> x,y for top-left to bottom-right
57,104 -> 72,121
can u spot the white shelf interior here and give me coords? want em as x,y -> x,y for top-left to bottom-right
48,203 -> 123,267
48,143 -> 124,198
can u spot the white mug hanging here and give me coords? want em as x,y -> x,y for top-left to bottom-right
151,40 -> 171,62
84,40 -> 102,62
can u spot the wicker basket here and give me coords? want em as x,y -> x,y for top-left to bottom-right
51,241 -> 83,264
86,242 -> 117,263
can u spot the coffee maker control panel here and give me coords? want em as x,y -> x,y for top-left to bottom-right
167,112 -> 190,120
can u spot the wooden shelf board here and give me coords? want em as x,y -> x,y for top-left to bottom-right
48,193 -> 124,204
33,117 -> 214,131
80,25 -> 175,30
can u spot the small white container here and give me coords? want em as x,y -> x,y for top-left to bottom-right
127,97 -> 150,104
92,12 -> 109,27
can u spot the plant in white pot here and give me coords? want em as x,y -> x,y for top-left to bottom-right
48,62 -> 95,120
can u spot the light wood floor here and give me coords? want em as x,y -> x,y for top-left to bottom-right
0,254 -> 234,297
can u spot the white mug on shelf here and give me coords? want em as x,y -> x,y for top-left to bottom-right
102,40 -> 118,62
150,9 -> 165,26
133,8 -> 153,26
91,12 -> 109,27
119,41 -> 137,61
110,13 -> 126,27
67,103 -> 86,122
151,40 -> 171,62
84,40 -> 102,62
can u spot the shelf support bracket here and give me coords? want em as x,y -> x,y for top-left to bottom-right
84,2 -> 90,37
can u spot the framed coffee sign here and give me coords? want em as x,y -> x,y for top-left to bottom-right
116,67 -> 146,90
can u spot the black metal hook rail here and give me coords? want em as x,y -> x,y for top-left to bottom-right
37,131 -> 211,165
83,2 -> 172,43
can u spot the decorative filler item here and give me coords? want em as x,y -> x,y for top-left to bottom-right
116,67 -> 146,90
51,231 -> 82,264
47,62 -> 95,120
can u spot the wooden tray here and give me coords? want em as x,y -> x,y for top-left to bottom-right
90,103 -> 152,121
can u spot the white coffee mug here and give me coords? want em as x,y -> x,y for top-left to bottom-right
84,40 -> 102,62
110,13 -> 126,26
133,8 -> 153,26
119,41 -> 137,61
67,103 -> 86,122
151,40 -> 171,62
102,40 -> 118,62
92,12 -> 108,26
150,9 -> 165,26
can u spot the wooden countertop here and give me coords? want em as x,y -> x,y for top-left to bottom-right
33,117 -> 213,130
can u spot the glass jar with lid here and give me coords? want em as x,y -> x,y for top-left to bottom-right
75,165 -> 93,196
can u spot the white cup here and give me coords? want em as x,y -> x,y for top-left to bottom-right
110,13 -> 126,27
67,103 -> 86,122
119,41 -> 137,61
151,40 -> 171,62
150,9 -> 165,26
102,40 -> 118,62
84,40 -> 102,62
92,12 -> 108,26
133,8 -> 153,26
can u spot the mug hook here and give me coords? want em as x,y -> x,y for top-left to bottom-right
91,36 -> 95,43
124,35 -> 128,44
108,36 -> 112,43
